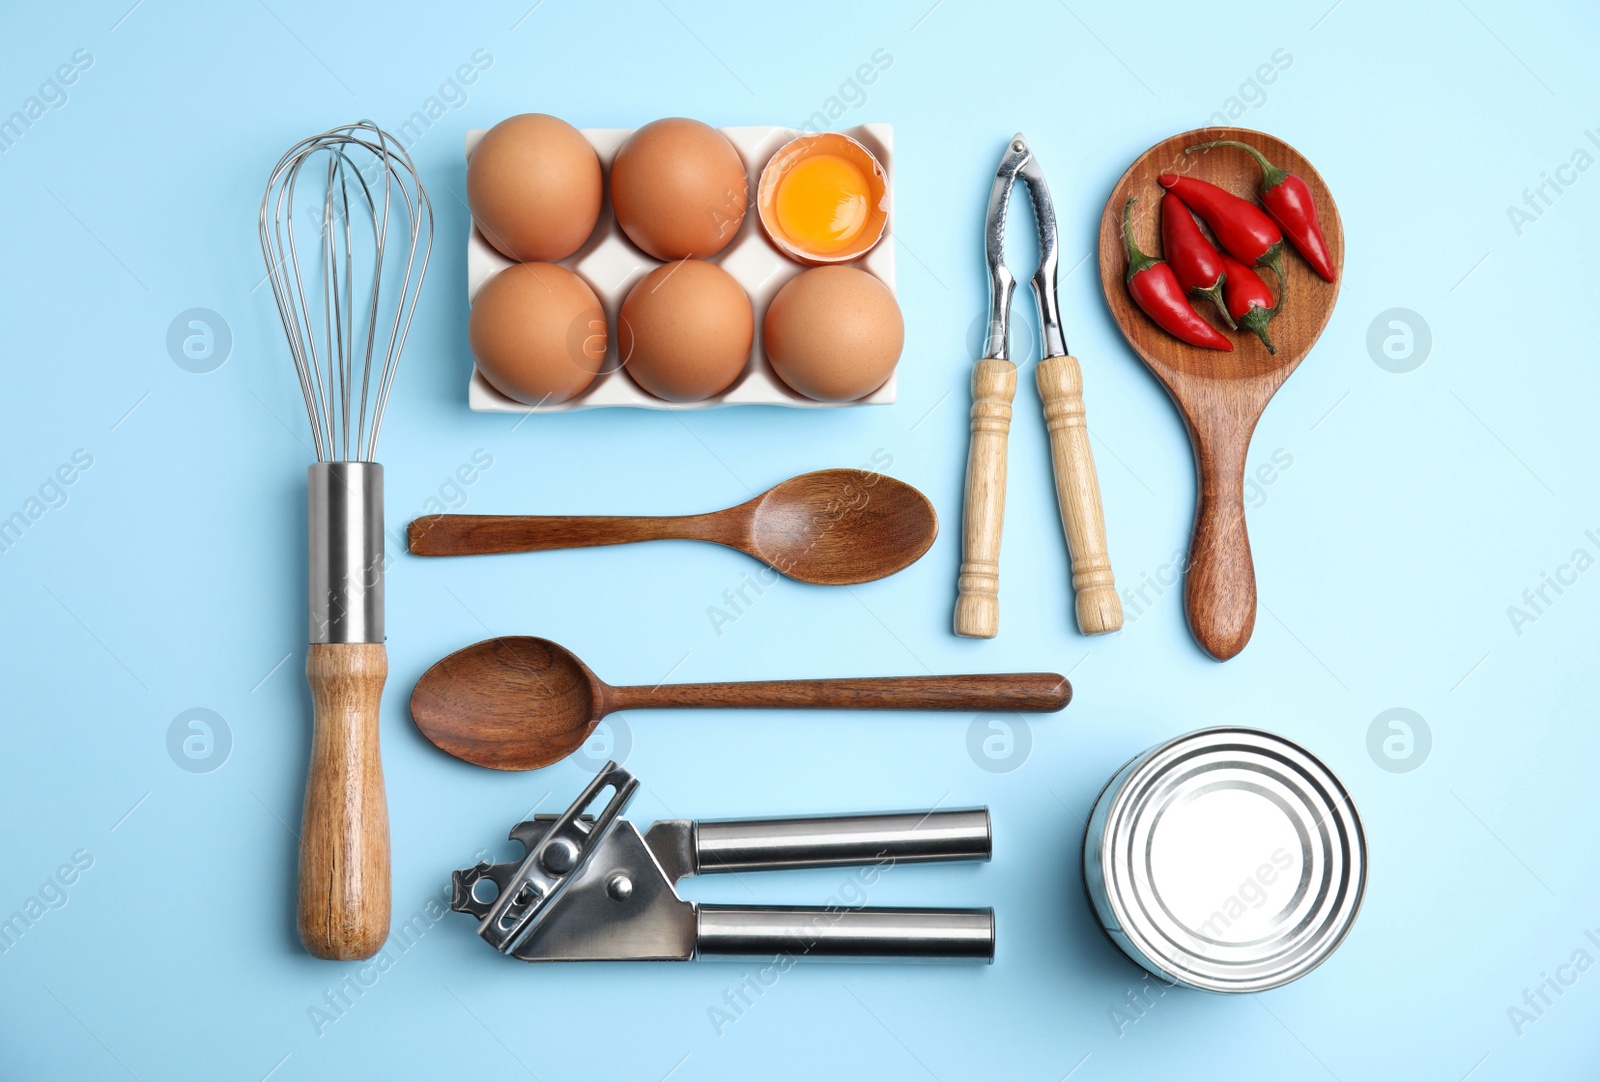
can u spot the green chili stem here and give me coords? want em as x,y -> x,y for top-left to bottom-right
1121,198 -> 1161,282
1187,140 -> 1289,191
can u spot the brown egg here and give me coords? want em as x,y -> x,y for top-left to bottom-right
763,267 -> 903,402
618,261 -> 753,402
610,118 -> 748,260
469,263 -> 606,405
467,113 -> 601,262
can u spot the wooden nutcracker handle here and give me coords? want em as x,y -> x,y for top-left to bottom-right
1036,355 -> 1122,634
954,358 -> 1017,638
299,642 -> 390,960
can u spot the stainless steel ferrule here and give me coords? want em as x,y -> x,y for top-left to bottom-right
307,462 -> 385,645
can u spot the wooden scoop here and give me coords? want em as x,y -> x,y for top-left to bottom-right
1099,128 -> 1343,660
411,636 -> 1071,771
408,469 -> 936,587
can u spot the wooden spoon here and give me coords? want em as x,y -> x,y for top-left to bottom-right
411,636 -> 1071,771
1099,127 -> 1343,660
408,469 -> 936,587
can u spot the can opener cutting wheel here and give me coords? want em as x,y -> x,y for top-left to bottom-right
451,762 -> 995,963
954,133 -> 1121,639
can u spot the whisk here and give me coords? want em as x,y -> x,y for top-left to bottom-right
260,121 -> 433,960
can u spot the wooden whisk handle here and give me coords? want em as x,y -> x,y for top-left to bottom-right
1036,355 -> 1122,635
955,358 -> 1017,638
299,642 -> 390,960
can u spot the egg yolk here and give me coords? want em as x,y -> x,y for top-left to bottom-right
773,153 -> 870,254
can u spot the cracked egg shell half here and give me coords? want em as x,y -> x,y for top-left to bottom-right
757,132 -> 888,266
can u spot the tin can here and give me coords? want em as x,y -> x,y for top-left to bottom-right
1083,727 -> 1366,993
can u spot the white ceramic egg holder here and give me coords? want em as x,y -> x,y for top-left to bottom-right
465,123 -> 896,412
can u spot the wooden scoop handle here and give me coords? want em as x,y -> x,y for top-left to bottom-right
408,513 -> 722,556
609,672 -> 1070,713
954,359 -> 1018,638
1036,355 -> 1122,635
299,643 -> 390,960
1184,424 -> 1257,660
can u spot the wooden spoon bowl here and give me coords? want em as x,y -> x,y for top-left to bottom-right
411,636 -> 601,771
1098,127 -> 1343,660
743,470 -> 936,584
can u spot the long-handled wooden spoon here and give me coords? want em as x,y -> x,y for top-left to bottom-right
1099,128 -> 1343,660
407,469 -> 936,587
411,636 -> 1071,771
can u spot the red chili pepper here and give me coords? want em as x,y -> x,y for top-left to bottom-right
1160,192 -> 1235,330
1189,141 -> 1335,282
1157,174 -> 1285,295
1219,252 -> 1279,354
1119,198 -> 1232,352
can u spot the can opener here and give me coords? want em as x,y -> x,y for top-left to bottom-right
451,762 -> 995,963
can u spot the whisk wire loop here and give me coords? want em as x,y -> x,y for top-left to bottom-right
259,121 -> 433,463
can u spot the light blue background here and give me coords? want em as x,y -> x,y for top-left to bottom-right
1,1 -> 1595,1078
